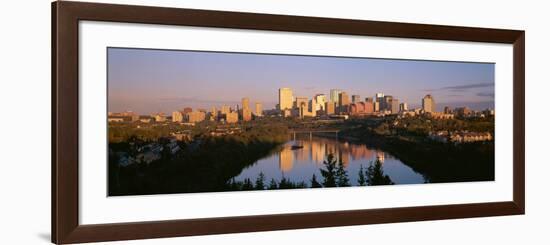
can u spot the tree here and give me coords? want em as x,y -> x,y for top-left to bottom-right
296,181 -> 308,188
365,159 -> 394,186
160,142 -> 172,160
336,159 -> 350,187
320,154 -> 338,187
242,178 -> 254,190
108,153 -> 121,194
227,178 -> 242,191
278,176 -> 294,189
268,178 -> 278,189
255,172 -> 266,190
357,164 -> 367,186
310,174 -> 322,188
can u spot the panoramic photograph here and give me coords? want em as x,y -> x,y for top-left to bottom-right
107,47 -> 495,196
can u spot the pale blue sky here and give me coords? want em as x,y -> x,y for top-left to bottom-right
108,47 -> 494,114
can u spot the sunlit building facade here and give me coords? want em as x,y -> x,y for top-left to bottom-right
391,99 -> 399,114
330,89 -> 341,105
422,94 -> 436,113
221,105 -> 230,115
154,113 -> 166,122
187,111 -> 206,123
172,111 -> 184,122
254,102 -> 263,117
314,94 -> 326,113
352,95 -> 361,103
400,103 -> 408,112
325,101 -> 336,115
279,88 -> 293,111
225,111 -> 238,123
338,92 -> 350,114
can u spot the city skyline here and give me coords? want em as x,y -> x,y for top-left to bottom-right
108,47 -> 495,115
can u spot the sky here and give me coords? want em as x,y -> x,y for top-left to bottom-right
108,47 -> 495,115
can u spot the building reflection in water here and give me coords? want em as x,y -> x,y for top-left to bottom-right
311,141 -> 325,164
236,135 -> 425,186
377,151 -> 385,164
279,147 -> 294,172
279,136 -> 384,172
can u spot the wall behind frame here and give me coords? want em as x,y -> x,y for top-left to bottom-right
0,0 -> 546,244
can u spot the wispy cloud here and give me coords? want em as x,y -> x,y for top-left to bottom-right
422,82 -> 494,92
440,82 -> 494,90
476,92 -> 495,97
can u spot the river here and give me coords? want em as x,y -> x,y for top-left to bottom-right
234,134 -> 426,186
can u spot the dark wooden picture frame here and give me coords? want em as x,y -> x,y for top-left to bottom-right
52,1 -> 525,244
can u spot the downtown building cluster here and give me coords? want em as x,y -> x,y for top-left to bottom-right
277,87 -> 436,119
108,88 -> 494,124
169,98 -> 264,125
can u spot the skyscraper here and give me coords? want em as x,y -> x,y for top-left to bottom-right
221,105 -> 230,115
172,111 -> 183,122
241,97 -> 250,111
254,102 -> 263,117
325,101 -> 335,115
399,103 -> 408,112
338,92 -> 350,114
375,93 -> 384,102
241,97 -> 251,121
314,94 -> 326,112
330,89 -> 342,104
382,95 -> 393,111
364,100 -> 374,114
391,98 -> 399,114
422,94 -> 436,113
279,88 -> 293,111
352,95 -> 361,103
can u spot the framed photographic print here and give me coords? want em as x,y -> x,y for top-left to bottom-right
52,1 -> 525,244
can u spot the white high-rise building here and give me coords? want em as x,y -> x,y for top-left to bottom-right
422,94 -> 436,113
352,95 -> 361,103
172,111 -> 184,122
314,94 -> 326,112
330,89 -> 342,104
399,103 -> 408,112
254,102 -> 263,117
279,88 -> 293,111
373,101 -> 380,112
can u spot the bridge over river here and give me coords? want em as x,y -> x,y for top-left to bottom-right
288,129 -> 340,140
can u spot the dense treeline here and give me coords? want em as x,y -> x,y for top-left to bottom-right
340,116 -> 495,183
109,123 -> 289,196
361,116 -> 495,138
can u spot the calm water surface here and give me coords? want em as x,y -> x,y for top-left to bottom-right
235,135 -> 426,186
